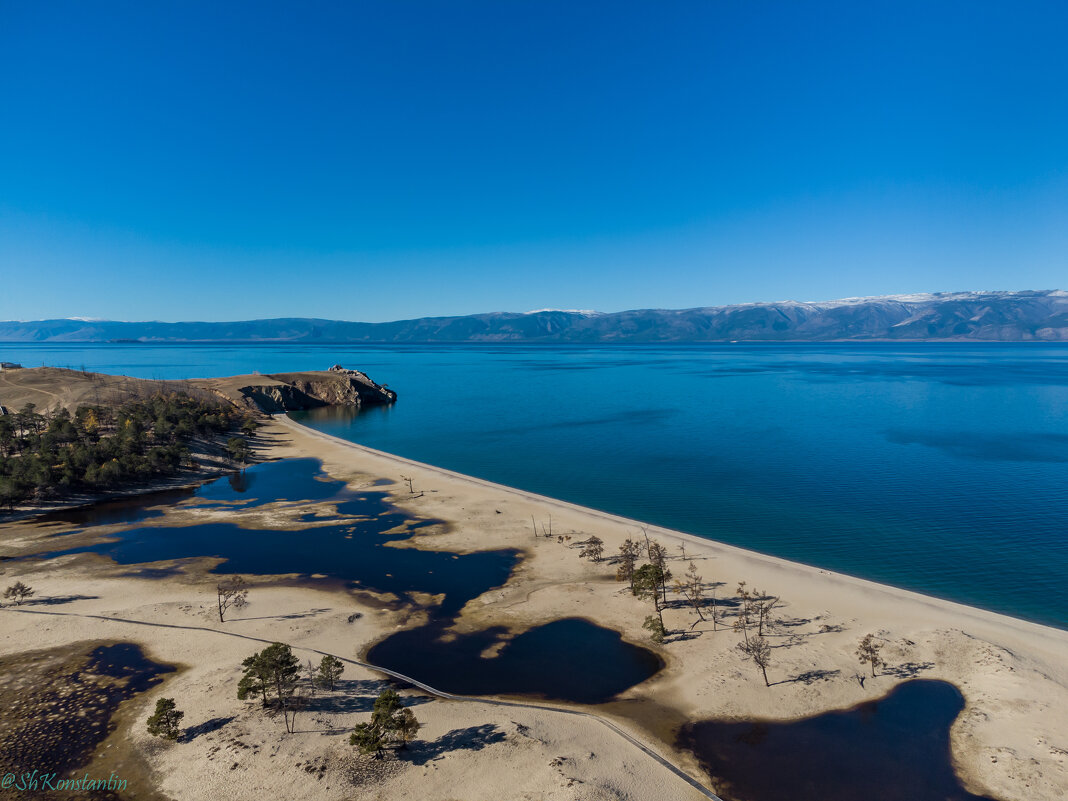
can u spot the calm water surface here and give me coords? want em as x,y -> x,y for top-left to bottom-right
678,680 -> 994,801
33,459 -> 519,618
6,342 -> 1067,627
29,458 -> 661,702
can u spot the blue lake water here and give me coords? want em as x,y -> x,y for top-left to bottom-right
4,341 -> 1067,628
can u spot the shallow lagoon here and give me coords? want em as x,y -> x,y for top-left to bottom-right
35,459 -> 517,618
678,679 -> 994,801
31,459 -> 662,702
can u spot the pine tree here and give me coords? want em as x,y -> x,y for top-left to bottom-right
633,563 -> 666,637
146,698 -> 184,741
615,538 -> 639,587
316,655 -> 344,691
856,633 -> 884,677
579,535 -> 604,562
350,689 -> 421,756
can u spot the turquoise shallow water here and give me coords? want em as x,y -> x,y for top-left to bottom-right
4,341 -> 1067,628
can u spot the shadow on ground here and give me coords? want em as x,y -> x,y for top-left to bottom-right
400,724 -> 507,765
182,716 -> 235,742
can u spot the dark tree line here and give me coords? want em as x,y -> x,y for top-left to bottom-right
0,394 -> 251,509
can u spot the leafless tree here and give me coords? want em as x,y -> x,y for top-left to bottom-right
738,635 -> 772,686
217,575 -> 249,622
752,589 -> 780,636
733,581 -> 753,645
303,659 -> 318,695
679,561 -> 706,621
3,581 -> 35,606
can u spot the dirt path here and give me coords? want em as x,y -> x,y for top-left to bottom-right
2,606 -> 722,800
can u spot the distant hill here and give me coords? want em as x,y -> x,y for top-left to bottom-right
2,291 -> 1066,343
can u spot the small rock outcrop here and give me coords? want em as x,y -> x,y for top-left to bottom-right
222,368 -> 396,414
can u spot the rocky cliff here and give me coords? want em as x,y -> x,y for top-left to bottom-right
195,367 -> 397,414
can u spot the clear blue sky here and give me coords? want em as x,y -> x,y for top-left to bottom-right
2,1 -> 1066,322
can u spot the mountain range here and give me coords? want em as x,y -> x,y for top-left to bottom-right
2,291 -> 1066,343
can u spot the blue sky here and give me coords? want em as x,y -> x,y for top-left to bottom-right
2,1 -> 1066,322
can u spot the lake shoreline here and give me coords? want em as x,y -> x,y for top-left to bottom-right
275,413 -> 1064,640
264,412 -> 1068,800
2,410 -> 1066,800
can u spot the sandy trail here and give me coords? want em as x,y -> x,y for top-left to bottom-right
4,605 -> 721,800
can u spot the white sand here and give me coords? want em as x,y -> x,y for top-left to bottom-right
1,414 -> 1066,800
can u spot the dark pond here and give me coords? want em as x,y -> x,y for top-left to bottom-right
677,679 -> 995,801
191,458 -> 351,506
30,457 -> 662,703
34,458 -> 367,527
35,487 -> 195,528
368,617 -> 664,704
36,517 -> 516,619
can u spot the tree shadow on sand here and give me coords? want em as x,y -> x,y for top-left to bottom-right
400,724 -> 507,766
230,607 -> 333,622
24,594 -> 101,606
182,716 -> 236,742
303,680 -> 435,716
771,669 -> 841,687
882,661 -> 935,679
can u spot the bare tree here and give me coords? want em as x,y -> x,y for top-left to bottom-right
303,659 -> 317,695
217,575 -> 249,622
733,581 -> 753,646
856,633 -> 884,677
752,589 -> 780,636
3,581 -> 35,606
579,535 -> 604,562
679,561 -> 706,622
282,683 -> 306,734
738,635 -> 772,687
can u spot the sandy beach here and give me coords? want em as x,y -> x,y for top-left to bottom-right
2,414 -> 1067,800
